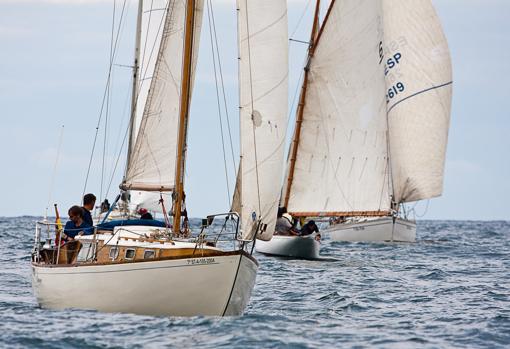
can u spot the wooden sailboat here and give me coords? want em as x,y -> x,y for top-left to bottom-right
281,0 -> 453,243
31,0 -> 289,316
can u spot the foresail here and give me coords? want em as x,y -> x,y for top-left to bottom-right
286,0 -> 392,215
124,0 -> 204,191
238,0 -> 289,241
383,0 -> 452,203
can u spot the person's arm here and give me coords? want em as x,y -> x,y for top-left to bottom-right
63,221 -> 75,240
78,224 -> 94,236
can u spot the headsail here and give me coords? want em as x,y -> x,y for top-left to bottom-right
123,0 -> 204,192
285,0 -> 392,217
237,0 -> 289,241
129,0 -> 169,158
383,0 -> 452,203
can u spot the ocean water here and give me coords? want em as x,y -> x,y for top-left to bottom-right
0,218 -> 508,349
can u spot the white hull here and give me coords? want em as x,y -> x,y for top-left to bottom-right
32,252 -> 257,316
325,217 -> 416,242
256,235 -> 320,259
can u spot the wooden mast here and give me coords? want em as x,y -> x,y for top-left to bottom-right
173,0 -> 196,233
126,0 -> 144,173
283,0 -> 322,208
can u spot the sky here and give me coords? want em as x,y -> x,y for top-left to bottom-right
0,0 -> 508,220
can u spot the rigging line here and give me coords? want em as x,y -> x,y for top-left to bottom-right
415,199 -> 430,218
129,0 -> 171,170
101,0 -> 117,205
82,0 -> 128,197
208,0 -> 236,175
377,153 -> 390,211
243,0 -> 262,215
105,88 -> 132,198
286,55 -> 306,132
290,0 -> 313,39
139,0 -> 156,79
137,0 -> 168,102
207,0 -> 231,206
46,125 -> 65,219
106,122 -> 130,201
289,38 -> 310,45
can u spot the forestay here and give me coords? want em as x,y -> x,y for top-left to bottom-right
237,0 -> 289,241
285,0 -> 392,215
383,0 -> 452,203
123,0 -> 204,192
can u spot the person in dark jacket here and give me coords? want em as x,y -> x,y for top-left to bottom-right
82,193 -> 96,226
299,220 -> 319,236
63,205 -> 93,240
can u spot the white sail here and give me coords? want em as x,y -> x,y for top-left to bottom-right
130,0 -> 169,156
285,0 -> 392,216
124,0 -> 204,191
237,0 -> 289,241
383,0 -> 452,203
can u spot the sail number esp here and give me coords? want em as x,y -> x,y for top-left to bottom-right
379,41 -> 406,103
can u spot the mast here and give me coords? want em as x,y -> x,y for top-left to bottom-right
283,0 -> 323,208
173,0 -> 196,233
126,0 -> 144,174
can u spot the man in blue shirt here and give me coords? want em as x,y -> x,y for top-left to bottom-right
64,205 -> 94,240
81,193 -> 96,226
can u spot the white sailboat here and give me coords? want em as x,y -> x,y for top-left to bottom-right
31,0 -> 289,316
281,0 -> 452,243
256,2 -> 323,260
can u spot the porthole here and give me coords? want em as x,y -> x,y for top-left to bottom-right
109,247 -> 119,260
144,250 -> 155,259
125,248 -> 136,260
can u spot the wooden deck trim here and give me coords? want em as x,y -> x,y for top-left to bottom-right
289,211 -> 392,218
33,249 -> 258,268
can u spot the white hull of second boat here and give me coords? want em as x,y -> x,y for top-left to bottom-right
256,235 -> 320,259
32,252 -> 257,317
325,217 -> 416,243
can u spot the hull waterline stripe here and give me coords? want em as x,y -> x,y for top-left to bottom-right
387,81 -> 453,114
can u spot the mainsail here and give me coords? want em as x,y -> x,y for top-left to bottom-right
237,0 -> 289,241
123,0 -> 204,192
285,0 -> 391,216
284,0 -> 452,216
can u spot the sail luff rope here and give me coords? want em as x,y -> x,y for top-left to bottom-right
380,15 -> 397,213
206,0 -> 231,206
243,0 -> 262,216
82,0 -> 128,197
